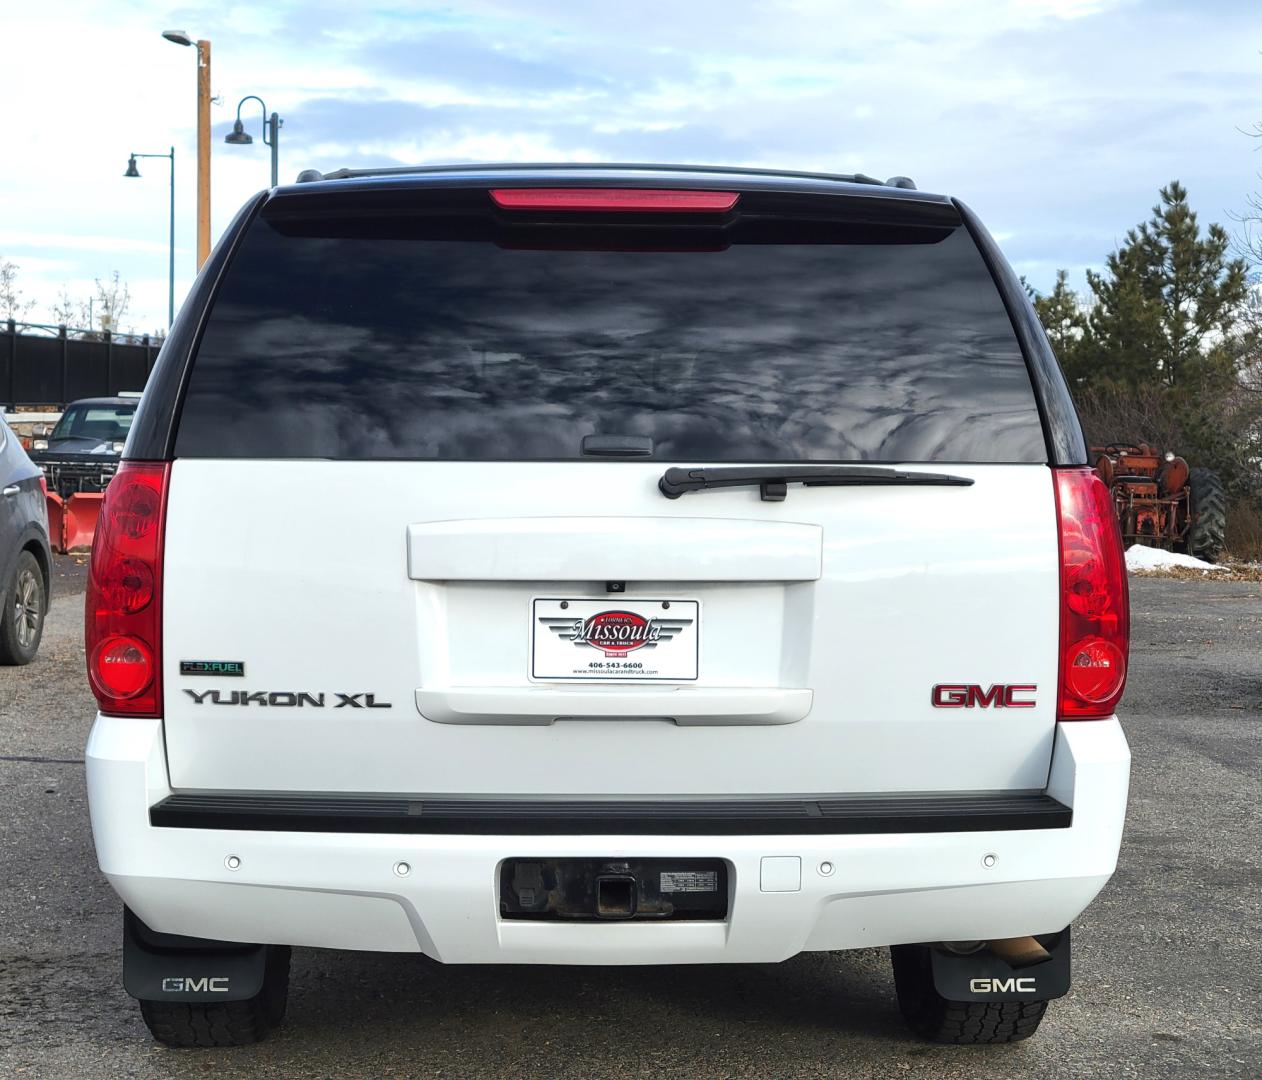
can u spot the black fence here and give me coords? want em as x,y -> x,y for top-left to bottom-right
2,321 -> 161,407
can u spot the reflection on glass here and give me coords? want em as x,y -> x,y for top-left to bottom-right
177,220 -> 1045,463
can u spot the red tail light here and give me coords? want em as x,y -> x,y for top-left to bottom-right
490,188 -> 740,213
1054,467 -> 1129,719
86,462 -> 169,717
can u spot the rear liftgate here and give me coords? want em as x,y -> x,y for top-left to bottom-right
501,858 -> 729,921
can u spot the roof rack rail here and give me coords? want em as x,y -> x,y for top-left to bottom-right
294,162 -> 916,190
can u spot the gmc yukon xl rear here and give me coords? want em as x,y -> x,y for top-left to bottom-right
84,164 -> 1130,1048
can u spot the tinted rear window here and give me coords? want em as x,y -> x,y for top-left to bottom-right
175,192 -> 1045,462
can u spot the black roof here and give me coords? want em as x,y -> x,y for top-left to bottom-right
63,397 -> 139,409
281,162 -> 942,204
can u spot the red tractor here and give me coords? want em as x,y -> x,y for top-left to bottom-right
1091,443 -> 1226,561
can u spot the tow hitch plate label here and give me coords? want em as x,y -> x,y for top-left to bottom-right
531,598 -> 699,681
660,870 -> 718,893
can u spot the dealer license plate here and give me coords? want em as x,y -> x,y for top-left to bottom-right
531,598 -> 699,682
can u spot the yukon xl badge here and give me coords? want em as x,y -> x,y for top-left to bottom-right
180,660 -> 245,677
183,690 -> 391,708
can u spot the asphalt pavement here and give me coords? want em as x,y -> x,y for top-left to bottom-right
0,560 -> 1258,1078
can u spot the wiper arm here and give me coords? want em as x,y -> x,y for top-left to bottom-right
658,465 -> 974,501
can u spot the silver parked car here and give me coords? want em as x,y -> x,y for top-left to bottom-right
0,415 -> 51,664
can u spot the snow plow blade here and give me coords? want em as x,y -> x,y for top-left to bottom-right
63,492 -> 104,552
45,492 -> 65,554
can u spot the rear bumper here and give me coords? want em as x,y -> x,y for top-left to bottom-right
86,716 -> 1129,964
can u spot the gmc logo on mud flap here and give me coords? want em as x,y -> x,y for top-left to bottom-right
161,976 -> 230,993
970,977 -> 1037,993
932,684 -> 1037,708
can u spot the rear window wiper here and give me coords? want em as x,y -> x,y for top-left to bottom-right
658,465 -> 974,501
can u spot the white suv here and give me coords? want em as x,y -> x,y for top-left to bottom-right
85,164 -> 1130,1048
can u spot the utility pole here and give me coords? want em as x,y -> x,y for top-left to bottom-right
163,31 -> 213,270
196,39 -> 211,269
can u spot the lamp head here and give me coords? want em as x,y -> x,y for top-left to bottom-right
224,119 -> 253,145
124,155 -> 141,178
161,29 -> 194,46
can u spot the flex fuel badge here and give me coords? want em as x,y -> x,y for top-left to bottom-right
180,660 -> 245,677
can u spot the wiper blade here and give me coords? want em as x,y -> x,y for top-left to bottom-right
658,465 -> 974,501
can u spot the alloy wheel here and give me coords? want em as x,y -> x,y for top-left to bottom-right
14,567 -> 41,650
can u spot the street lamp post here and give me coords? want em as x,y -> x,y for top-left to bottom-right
162,30 -> 211,269
225,95 -> 283,188
124,149 -> 176,330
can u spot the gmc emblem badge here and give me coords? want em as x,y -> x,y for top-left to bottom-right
932,684 -> 1037,708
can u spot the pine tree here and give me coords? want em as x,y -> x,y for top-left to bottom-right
1084,181 -> 1248,390
1030,182 -> 1261,503
1031,270 -> 1090,385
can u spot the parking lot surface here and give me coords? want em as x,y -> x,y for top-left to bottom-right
1,563 -> 1258,1078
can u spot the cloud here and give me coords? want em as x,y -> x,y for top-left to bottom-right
290,96 -> 759,165
360,31 -> 616,94
0,231 -> 177,257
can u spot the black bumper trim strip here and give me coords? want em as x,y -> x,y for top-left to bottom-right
149,792 -> 1071,835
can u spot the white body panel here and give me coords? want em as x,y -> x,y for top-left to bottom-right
415,686 -> 813,726
87,715 -> 1130,961
407,517 -> 822,581
161,460 -> 1060,795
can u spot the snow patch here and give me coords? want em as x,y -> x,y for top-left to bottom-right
1125,545 -> 1223,573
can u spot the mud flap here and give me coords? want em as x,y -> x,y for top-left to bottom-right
925,928 -> 1071,1003
122,908 -> 273,1003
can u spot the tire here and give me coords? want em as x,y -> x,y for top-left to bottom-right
138,945 -> 291,1047
0,551 -> 46,665
891,944 -> 1048,1044
1186,467 -> 1226,561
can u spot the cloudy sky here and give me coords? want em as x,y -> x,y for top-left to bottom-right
1,0 -> 1259,334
